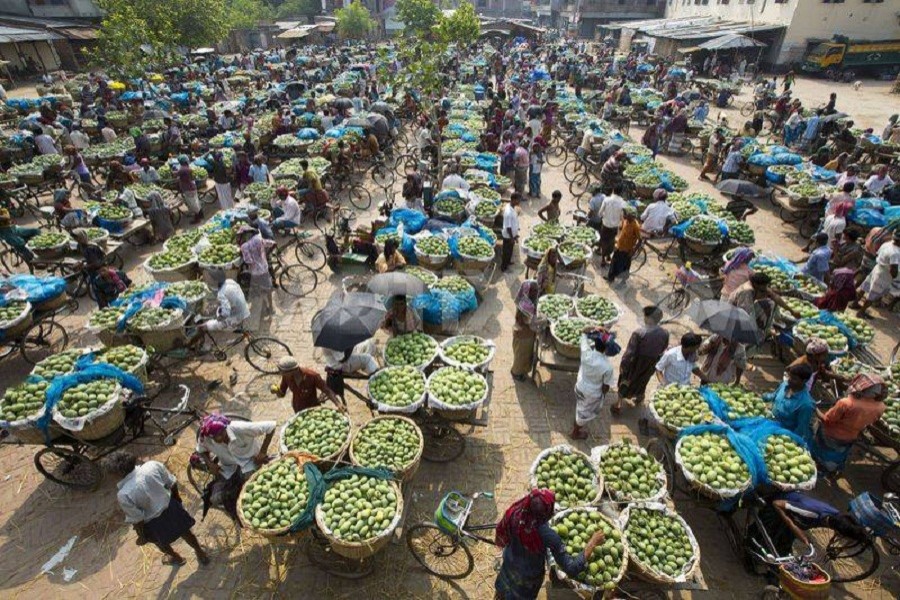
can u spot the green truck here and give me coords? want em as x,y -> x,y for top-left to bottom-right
802,36 -> 900,81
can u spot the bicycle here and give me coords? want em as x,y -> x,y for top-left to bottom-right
267,245 -> 320,298
630,233 -> 679,274
271,228 -> 327,272
406,490 -> 496,579
657,265 -> 723,322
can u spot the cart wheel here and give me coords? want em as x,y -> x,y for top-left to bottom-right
420,419 -> 465,463
882,461 -> 900,495
306,530 -> 375,579
34,447 -> 102,490
406,523 -> 474,579
645,438 -> 676,496
21,320 -> 69,365
245,336 -> 292,374
346,185 -> 372,211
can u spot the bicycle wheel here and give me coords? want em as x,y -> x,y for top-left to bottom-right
406,523 -> 474,580
21,320 -> 69,364
797,527 -> 879,584
569,172 -> 591,199
314,207 -> 331,234
740,102 -> 755,117
631,245 -> 648,274
371,163 -> 395,188
279,264 -> 319,298
563,158 -> 584,183
545,144 -> 567,168
420,419 -> 465,462
716,512 -> 745,562
245,336 -> 292,374
881,461 -> 900,494
346,185 -> 372,211
295,241 -> 327,271
34,447 -> 102,490
187,461 -> 214,498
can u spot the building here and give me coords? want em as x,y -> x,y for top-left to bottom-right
0,0 -> 101,19
624,0 -> 900,67
473,0 -> 530,20
532,0 -> 663,38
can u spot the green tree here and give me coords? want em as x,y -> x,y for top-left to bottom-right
274,0 -> 320,20
335,0 -> 376,39
435,1 -> 480,45
227,0 -> 275,30
395,0 -> 441,37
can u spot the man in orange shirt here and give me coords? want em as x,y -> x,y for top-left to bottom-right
813,373 -> 886,471
606,207 -> 641,284
273,356 -> 344,413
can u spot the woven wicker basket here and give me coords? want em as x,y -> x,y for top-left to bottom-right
1,306 -> 34,340
619,502 -> 701,585
53,384 -> 126,442
683,236 -> 720,255
778,563 -> 831,599
315,479 -> 404,559
547,507 -> 628,596
414,249 -> 449,271
237,451 -> 318,538
349,415 -> 424,483
278,406 -> 351,468
145,259 -> 199,283
32,292 -> 69,313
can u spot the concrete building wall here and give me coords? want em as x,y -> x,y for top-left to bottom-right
778,0 -> 900,65
663,0 -> 799,26
0,0 -> 31,16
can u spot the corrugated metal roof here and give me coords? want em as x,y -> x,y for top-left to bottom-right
54,27 -> 98,40
610,16 -> 782,41
0,25 -> 63,43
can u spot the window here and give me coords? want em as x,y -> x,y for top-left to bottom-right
718,0 -> 730,4
774,0 -> 787,3
701,0 -> 708,4
822,0 -> 845,3
862,0 -> 884,3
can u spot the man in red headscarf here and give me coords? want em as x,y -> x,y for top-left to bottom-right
194,414 -> 276,517
495,489 -> 604,599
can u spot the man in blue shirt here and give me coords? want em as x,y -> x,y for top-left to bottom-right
802,233 -> 832,283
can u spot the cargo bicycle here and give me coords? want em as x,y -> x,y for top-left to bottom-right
0,296 -> 76,365
1,383 -> 221,491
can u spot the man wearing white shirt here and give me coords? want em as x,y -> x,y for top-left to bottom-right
196,415 -> 276,517
441,168 -> 470,192
107,452 -> 209,566
201,277 -> 250,332
864,165 -> 894,196
32,128 -> 58,155
69,125 -> 90,150
501,193 -> 521,272
641,188 -> 676,235
655,333 -> 705,386
272,186 -> 301,230
597,185 -> 626,266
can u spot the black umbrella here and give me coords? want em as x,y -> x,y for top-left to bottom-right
716,179 -> 771,199
821,112 -> 848,124
311,292 -> 386,352
527,104 -> 543,119
370,101 -> 392,115
332,97 -> 353,110
689,300 -> 761,345
368,272 -> 426,298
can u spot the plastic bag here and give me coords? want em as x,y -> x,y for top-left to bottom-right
814,310 -> 857,350
670,218 -> 694,239
411,290 -> 463,325
2,275 -> 66,305
849,208 -> 886,228
773,152 -> 802,166
297,128 -> 319,140
389,208 -> 427,235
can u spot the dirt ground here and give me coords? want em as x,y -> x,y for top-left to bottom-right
1,74 -> 899,600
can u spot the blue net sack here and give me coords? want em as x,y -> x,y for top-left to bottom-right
748,154 -> 777,167
773,153 -> 803,166
411,290 -> 464,325
297,128 -> 319,140
679,423 -> 766,488
810,166 -> 837,183
699,386 -> 730,421
737,417 -> 812,486
750,254 -> 800,276
324,127 -> 345,139
670,218 -> 694,239
885,206 -> 900,224
389,208 -> 427,235
813,310 -> 857,350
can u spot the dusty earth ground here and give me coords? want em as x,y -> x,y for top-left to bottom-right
0,74 -> 899,600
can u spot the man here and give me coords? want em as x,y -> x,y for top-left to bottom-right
272,186 -> 301,231
248,154 -> 270,184
789,338 -> 848,392
416,120 -> 435,163
246,206 -> 274,240
698,334 -> 747,384
138,158 -> 160,184
441,167 -> 469,192
299,159 -> 323,197
599,151 -> 626,190
163,117 -> 182,154
719,141 -> 743,181
606,207 -> 641,284
176,155 -> 202,224
864,164 -> 895,196
641,188 -> 675,236
537,190 -> 562,223
586,186 -> 605,234
597,184 -> 626,267
855,229 -> 900,318
698,128 -> 725,181
0,208 -> 39,262
572,327 -> 615,439
801,110 -> 823,151
501,193 -> 521,272
32,127 -> 58,155
217,109 -> 236,131
729,271 -> 799,337
274,356 -> 344,413
201,277 -> 250,332
105,451 -> 209,567
100,122 -> 117,144
802,233 -> 832,283
830,229 -> 863,271
239,226 -> 274,326
69,123 -> 90,150
210,151 -> 233,210
655,333 -> 705,386
616,306 -> 669,411
195,414 -> 276,517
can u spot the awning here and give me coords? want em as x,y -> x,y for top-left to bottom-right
677,46 -> 702,54
0,26 -> 62,43
698,33 -> 767,51
277,29 -> 310,40
316,22 -> 335,32
54,27 -> 98,41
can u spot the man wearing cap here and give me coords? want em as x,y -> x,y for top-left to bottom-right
272,186 -> 301,232
274,356 -> 344,414
617,306 -> 669,411
789,338 -> 848,392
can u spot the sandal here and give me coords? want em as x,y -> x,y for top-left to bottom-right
162,555 -> 186,566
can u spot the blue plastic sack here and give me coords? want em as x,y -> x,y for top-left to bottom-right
411,290 -> 463,325
324,127 -> 345,138
170,92 -> 190,105
1,275 -> 66,306
773,152 -> 803,166
400,234 -> 416,264
885,206 -> 900,224
748,154 -> 777,167
809,165 -> 837,183
389,208 -> 427,235
670,218 -> 694,239
814,310 -> 858,350
849,208 -> 886,228
297,128 -> 319,140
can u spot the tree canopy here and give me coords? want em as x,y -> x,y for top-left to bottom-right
435,2 -> 480,46
273,0 -> 320,20
335,0 -> 376,39
395,0 -> 441,38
